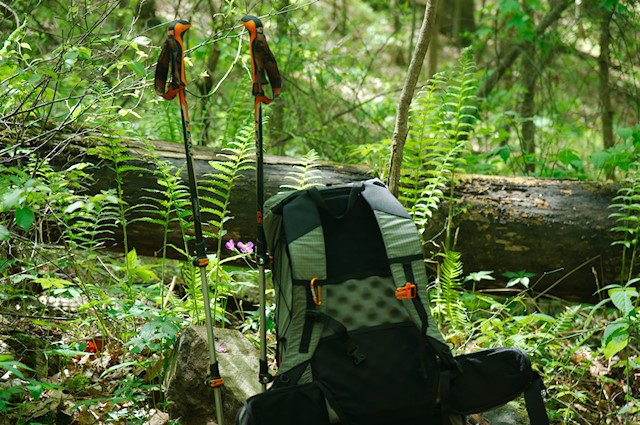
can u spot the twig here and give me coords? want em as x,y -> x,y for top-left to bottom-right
163,276 -> 177,310
0,1 -> 20,28
533,255 -> 602,301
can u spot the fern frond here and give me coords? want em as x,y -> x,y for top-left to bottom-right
433,248 -> 468,329
281,150 -> 323,190
548,305 -> 581,336
609,163 -> 640,281
200,124 -> 255,241
399,50 -> 477,232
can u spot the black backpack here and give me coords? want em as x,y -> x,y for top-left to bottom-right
236,179 -> 549,425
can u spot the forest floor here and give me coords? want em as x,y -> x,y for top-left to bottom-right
0,280 -> 638,425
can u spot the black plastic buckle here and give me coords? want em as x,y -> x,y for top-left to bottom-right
347,345 -> 366,365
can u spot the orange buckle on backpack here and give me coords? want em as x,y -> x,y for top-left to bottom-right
310,277 -> 322,306
396,282 -> 416,300
205,377 -> 223,388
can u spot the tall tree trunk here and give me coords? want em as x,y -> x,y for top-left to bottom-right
333,0 -> 347,34
520,41 -> 536,174
407,0 -> 417,65
451,0 -> 461,43
136,0 -> 160,27
387,0 -> 439,197
195,0 -> 222,144
598,4 -> 615,179
426,1 -> 441,81
519,2 -> 537,174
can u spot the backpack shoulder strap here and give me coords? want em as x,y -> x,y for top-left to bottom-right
360,180 -> 447,346
281,192 -> 327,283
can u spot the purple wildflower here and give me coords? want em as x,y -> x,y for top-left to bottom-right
225,239 -> 235,250
238,241 -> 254,254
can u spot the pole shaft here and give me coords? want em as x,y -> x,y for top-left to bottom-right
179,88 -> 224,424
255,101 -> 270,392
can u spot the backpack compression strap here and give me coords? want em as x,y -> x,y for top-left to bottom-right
154,20 -> 191,100
524,372 -> 550,425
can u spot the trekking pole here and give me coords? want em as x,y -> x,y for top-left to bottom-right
240,15 -> 282,392
155,20 -> 224,424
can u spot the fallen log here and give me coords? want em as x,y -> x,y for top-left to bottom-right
427,175 -> 621,303
51,137 -> 622,303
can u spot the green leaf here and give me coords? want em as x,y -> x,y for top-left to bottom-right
26,381 -> 44,400
603,320 -> 629,344
99,361 -> 141,379
0,225 -> 9,241
0,355 -> 33,379
464,270 -> 495,282
129,61 -> 146,76
132,36 -> 151,46
603,325 -> 629,359
2,188 -> 23,209
617,127 -> 634,141
64,200 -> 85,214
126,248 -> 138,267
33,277 -> 73,289
590,150 -> 612,169
609,287 -> 638,316
15,206 -> 34,230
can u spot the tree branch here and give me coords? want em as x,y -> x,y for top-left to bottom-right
387,0 -> 439,197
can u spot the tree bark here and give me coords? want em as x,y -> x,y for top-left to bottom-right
387,0 -> 439,197
519,3 -> 537,174
426,1 -> 441,81
425,175 -> 621,303
598,5 -> 614,178
47,137 -> 624,303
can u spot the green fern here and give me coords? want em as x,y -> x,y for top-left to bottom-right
400,73 -> 447,224
400,48 -> 478,236
399,48 -> 479,329
63,190 -> 120,253
152,102 -> 182,144
281,150 -> 323,190
195,124 -> 255,324
218,89 -> 253,147
87,138 -> 149,291
609,163 -> 640,282
136,140 -> 193,308
200,124 -> 255,242
433,248 -> 468,329
548,305 -> 581,336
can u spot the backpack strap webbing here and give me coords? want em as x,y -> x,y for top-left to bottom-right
299,287 -> 316,354
524,372 -> 550,425
271,361 -> 309,388
306,310 -> 366,365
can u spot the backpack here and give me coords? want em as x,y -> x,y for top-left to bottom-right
236,179 -> 549,425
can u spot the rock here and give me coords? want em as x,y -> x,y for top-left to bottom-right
165,326 -> 262,425
5,331 -> 58,379
481,402 -> 529,425
145,409 -> 170,425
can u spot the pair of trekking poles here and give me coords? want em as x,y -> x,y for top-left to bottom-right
154,16 -> 281,425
